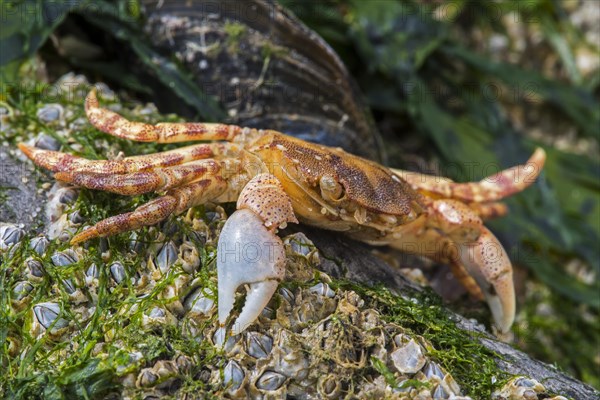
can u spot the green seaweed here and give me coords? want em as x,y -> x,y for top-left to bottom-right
224,21 -> 247,53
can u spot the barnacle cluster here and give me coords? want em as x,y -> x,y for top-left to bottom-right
4,210 -> 474,399
1,210 -> 573,400
492,377 -> 569,400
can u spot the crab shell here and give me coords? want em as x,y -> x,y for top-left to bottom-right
18,89 -> 546,337
248,132 -> 423,232
240,131 -> 544,336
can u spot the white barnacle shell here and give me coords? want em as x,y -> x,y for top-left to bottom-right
32,302 -> 69,338
179,241 -> 200,273
26,258 -> 45,280
245,331 -> 273,359
32,133 -> 61,151
45,183 -> 79,227
68,210 -> 85,225
155,240 -> 178,273
183,287 -> 215,316
423,361 -> 445,380
11,281 -> 34,312
309,282 -> 335,298
128,232 -> 143,254
29,235 -> 50,256
278,287 -> 295,305
142,307 -> 177,330
444,372 -> 461,396
283,232 -> 318,262
317,374 -> 342,398
390,338 -> 426,374
271,330 -> 309,381
432,382 -> 451,399
51,249 -> 79,267
223,360 -> 246,394
36,103 -> 64,123
0,223 -> 25,253
255,370 -> 286,391
136,369 -> 158,388
61,279 -> 76,294
212,329 -> 241,353
145,360 -> 179,390
86,263 -> 99,279
284,230 -> 313,252
109,262 -> 126,284
12,281 -> 34,301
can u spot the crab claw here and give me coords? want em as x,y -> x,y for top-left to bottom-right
429,199 -> 516,333
457,227 -> 515,333
216,173 -> 297,340
217,209 -> 286,336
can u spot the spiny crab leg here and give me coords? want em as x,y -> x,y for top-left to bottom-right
85,89 -> 244,142
467,202 -> 509,221
54,159 -> 222,196
217,174 -> 298,339
18,142 -> 232,174
71,176 -> 227,244
392,148 -> 546,203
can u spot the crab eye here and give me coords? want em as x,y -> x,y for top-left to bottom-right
319,175 -> 343,200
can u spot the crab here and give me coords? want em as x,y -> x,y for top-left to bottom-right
19,89 -> 546,336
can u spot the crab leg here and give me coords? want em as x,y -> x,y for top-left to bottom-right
86,89 -> 244,143
468,202 -> 508,220
429,199 -> 515,333
18,142 -> 232,174
217,174 -> 298,338
390,199 -> 515,332
455,225 -> 515,333
391,148 -> 546,202
71,176 -> 227,244
449,262 -> 484,300
53,159 -> 221,196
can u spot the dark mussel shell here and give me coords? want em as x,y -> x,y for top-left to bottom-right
141,0 -> 383,162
